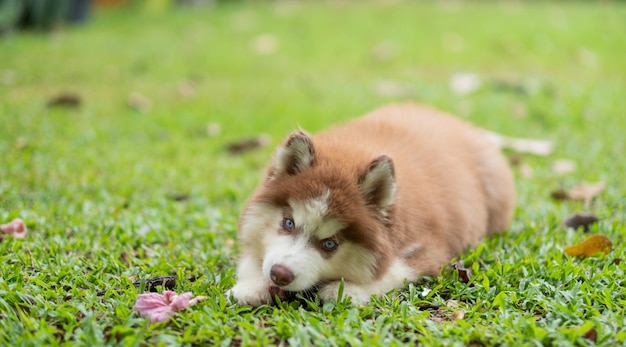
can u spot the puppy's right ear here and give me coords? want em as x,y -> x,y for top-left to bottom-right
271,131 -> 316,177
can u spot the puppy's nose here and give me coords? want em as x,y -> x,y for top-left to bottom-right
270,264 -> 294,286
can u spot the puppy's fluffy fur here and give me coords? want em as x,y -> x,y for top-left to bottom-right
229,103 -> 515,306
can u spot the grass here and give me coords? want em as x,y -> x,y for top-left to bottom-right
1,0 -> 625,345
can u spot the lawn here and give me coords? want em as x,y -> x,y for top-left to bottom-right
1,0 -> 625,346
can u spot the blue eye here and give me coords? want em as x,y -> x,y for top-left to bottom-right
283,218 -> 295,231
321,239 -> 337,251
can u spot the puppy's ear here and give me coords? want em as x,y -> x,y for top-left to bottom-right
358,155 -> 396,210
272,131 -> 316,176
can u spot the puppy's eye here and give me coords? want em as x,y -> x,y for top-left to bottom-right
282,218 -> 295,231
320,238 -> 338,251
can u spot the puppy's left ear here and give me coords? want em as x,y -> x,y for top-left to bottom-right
271,130 -> 316,177
358,155 -> 396,211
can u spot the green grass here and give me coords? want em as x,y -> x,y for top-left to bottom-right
1,1 -> 625,345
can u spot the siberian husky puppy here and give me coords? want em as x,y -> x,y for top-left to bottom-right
229,103 -> 515,306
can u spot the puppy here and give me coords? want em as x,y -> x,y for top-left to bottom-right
229,103 -> 515,306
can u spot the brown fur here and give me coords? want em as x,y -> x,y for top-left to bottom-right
239,103 -> 515,288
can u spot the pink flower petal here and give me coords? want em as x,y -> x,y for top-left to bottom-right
134,290 -> 194,323
0,218 -> 27,238
169,292 -> 193,311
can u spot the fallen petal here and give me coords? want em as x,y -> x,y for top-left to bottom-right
134,291 -> 193,323
483,131 -> 553,156
168,292 -> 193,311
0,218 -> 28,238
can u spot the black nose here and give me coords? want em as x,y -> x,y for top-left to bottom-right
270,264 -> 294,286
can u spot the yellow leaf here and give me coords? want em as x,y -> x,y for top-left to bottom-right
564,234 -> 613,257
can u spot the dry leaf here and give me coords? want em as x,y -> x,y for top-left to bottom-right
133,276 -> 177,292
47,93 -> 82,108
567,182 -> 605,205
167,193 -> 190,202
614,258 -> 623,265
483,131 -> 553,156
121,252 -> 130,264
226,135 -> 270,154
451,310 -> 465,320
583,327 -> 598,343
452,260 -> 472,283
552,182 -> 605,206
446,300 -> 459,308
563,213 -> 599,232
564,234 -> 612,257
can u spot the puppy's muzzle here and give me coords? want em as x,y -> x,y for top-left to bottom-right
270,264 -> 294,286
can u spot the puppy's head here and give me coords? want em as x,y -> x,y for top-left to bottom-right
238,131 -> 396,292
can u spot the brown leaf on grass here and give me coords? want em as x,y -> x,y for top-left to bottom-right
226,135 -> 270,154
552,182 -> 605,206
452,260 -> 472,283
121,252 -> 129,264
133,276 -> 177,292
567,182 -> 605,203
47,93 -> 82,109
614,258 -> 623,265
450,310 -> 465,320
563,213 -> 599,232
583,327 -> 598,343
167,193 -> 190,202
564,234 -> 612,257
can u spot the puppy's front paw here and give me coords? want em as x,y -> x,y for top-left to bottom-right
228,282 -> 272,307
318,281 -> 372,305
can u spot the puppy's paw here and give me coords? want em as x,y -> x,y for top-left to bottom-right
318,281 -> 372,305
228,282 -> 272,307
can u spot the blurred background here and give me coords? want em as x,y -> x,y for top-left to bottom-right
1,0 -> 625,215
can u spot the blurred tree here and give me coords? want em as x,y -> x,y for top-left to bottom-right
0,0 -> 91,33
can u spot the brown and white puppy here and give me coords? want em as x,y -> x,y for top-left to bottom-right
229,103 -> 515,306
